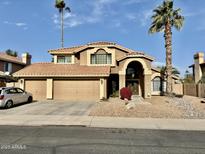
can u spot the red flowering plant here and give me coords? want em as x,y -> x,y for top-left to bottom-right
120,87 -> 132,100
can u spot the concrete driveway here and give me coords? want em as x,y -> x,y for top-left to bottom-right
0,101 -> 95,116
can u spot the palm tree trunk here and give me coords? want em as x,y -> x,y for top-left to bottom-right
164,20 -> 172,95
61,8 -> 64,48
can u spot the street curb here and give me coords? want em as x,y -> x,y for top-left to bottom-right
0,115 -> 205,131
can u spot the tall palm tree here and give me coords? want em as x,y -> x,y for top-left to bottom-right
149,0 -> 184,95
55,0 -> 71,48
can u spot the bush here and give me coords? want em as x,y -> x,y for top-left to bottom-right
120,87 -> 132,100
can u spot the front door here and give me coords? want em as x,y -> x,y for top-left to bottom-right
126,80 -> 140,95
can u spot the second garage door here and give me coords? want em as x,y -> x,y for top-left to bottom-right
25,80 -> 46,100
53,80 -> 100,101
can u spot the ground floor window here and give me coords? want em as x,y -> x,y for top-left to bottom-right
153,77 -> 162,91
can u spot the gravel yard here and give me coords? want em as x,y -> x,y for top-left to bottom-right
89,96 -> 205,119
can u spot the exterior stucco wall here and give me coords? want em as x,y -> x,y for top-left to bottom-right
47,79 -> 53,99
118,58 -> 152,75
115,49 -> 127,59
194,52 -> 204,83
86,47 -> 116,66
12,64 -> 25,73
100,78 -> 107,99
80,51 -> 87,65
0,60 -> 4,71
118,58 -> 152,98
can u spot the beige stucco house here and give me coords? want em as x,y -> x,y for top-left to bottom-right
13,42 -> 179,101
189,52 -> 205,83
0,52 -> 31,87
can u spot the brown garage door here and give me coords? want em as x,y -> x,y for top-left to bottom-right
54,80 -> 100,101
25,80 -> 46,100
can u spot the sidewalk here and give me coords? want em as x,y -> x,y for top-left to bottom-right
0,115 -> 205,131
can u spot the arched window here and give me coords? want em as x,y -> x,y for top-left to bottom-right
91,49 -> 112,64
153,77 -> 162,92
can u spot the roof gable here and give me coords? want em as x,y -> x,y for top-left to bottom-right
48,41 -> 145,55
0,53 -> 25,65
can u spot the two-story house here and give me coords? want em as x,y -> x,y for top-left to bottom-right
14,42 -> 179,101
189,52 -> 205,83
0,52 -> 31,86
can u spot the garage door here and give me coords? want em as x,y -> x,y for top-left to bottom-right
25,80 -> 46,100
54,80 -> 100,101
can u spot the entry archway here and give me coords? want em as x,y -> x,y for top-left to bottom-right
126,61 -> 144,96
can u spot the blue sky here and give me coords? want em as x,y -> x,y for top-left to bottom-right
0,0 -> 205,76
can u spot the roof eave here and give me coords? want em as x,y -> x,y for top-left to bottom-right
13,74 -> 110,78
118,55 -> 154,62
0,57 -> 26,66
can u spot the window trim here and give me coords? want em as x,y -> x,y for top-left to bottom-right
57,55 -> 72,64
152,77 -> 163,92
90,49 -> 112,65
4,62 -> 12,73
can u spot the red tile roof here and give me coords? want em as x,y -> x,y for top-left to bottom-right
87,41 -> 116,46
48,41 -> 141,54
48,45 -> 86,54
117,52 -> 154,62
0,53 -> 25,65
13,63 -> 110,77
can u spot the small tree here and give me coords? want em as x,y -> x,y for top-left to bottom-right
5,49 -> 18,57
184,70 -> 194,83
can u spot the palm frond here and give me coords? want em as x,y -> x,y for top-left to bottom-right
55,0 -> 65,9
65,7 -> 71,13
149,0 -> 184,33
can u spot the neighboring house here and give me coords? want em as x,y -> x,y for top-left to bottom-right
0,52 -> 31,86
13,42 -> 179,101
189,52 -> 205,83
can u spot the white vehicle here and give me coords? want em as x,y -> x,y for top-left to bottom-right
0,87 -> 33,108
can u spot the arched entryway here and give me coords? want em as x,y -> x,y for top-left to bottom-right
126,61 -> 144,96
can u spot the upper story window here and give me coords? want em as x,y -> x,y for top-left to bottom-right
4,62 -> 12,73
91,49 -> 112,64
57,56 -> 71,64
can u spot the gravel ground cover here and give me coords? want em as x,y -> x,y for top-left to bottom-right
89,96 -> 205,119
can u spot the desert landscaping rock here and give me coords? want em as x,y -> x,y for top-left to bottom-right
90,96 -> 205,119
126,96 -> 151,110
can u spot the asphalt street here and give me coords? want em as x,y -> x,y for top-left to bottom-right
0,126 -> 205,154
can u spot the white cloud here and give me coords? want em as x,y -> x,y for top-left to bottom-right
52,0 -> 155,29
15,23 -> 27,27
184,10 -> 205,17
92,0 -> 117,16
2,1 -> 11,5
125,9 -> 152,27
126,14 -> 137,21
196,22 -> 205,31
152,61 -> 165,67
3,21 -> 10,24
3,21 -> 28,30
140,10 -> 153,26
53,13 -> 82,28
53,0 -> 118,28
123,0 -> 149,5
